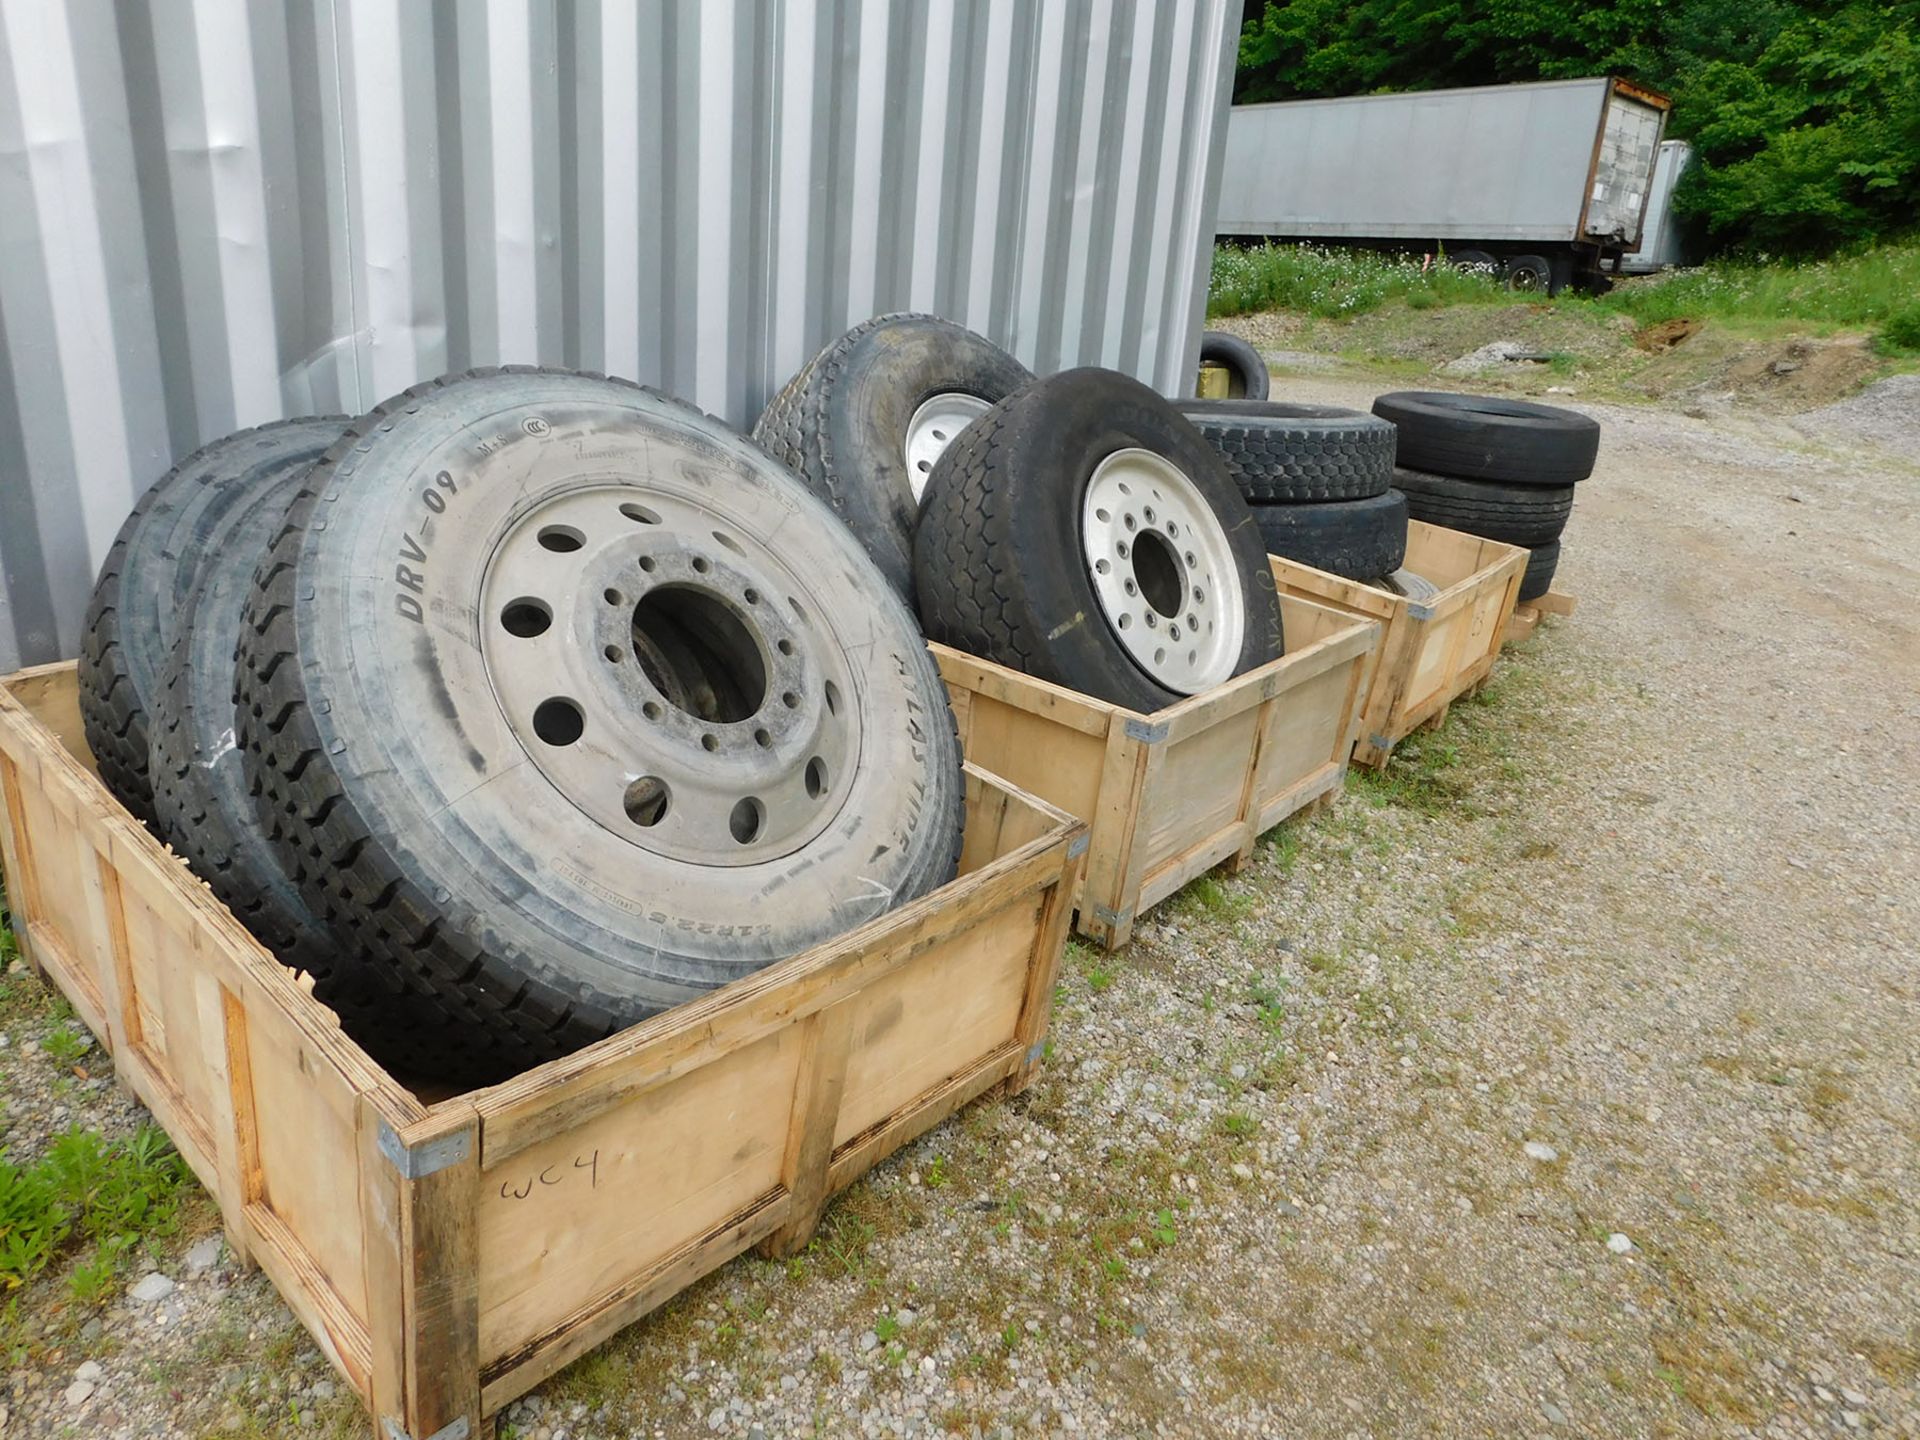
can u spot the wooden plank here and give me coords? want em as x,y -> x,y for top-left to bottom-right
1010,837 -> 1084,1093
471,833 -> 1070,1167
931,646 -> 1113,738
479,1191 -> 786,1415
758,1002 -> 856,1257
359,1104 -> 481,1440
248,1201 -> 375,1402
825,1042 -> 1023,1194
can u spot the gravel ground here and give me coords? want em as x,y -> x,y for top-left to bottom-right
2,376 -> 1917,1439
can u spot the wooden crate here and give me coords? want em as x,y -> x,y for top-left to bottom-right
933,584 -> 1380,951
1271,520 -> 1526,769
0,661 -> 1086,1440
1504,588 -> 1578,645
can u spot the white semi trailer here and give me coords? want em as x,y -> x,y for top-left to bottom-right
1215,76 -> 1672,295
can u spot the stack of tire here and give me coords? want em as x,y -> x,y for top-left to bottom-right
1173,397 -> 1407,584
1370,392 -> 1600,601
753,317 -> 1287,715
80,369 -> 965,1082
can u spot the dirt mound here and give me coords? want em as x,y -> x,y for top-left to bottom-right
1634,317 -> 1699,351
1720,336 -> 1882,408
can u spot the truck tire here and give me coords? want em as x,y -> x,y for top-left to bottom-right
235,368 -> 964,1081
1173,400 -> 1395,503
79,419 -> 345,823
915,368 -> 1284,712
1391,468 -> 1574,548
1505,254 -> 1555,293
1519,541 -> 1561,603
1382,569 -> 1440,603
1197,331 -> 1270,401
1371,392 -> 1599,486
1254,490 -> 1409,582
149,465 -> 364,1015
751,314 -> 1031,599
1450,249 -> 1498,275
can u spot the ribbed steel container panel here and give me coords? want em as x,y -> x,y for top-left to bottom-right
0,0 -> 1237,672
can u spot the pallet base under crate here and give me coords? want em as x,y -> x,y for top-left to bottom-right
1504,589 -> 1578,645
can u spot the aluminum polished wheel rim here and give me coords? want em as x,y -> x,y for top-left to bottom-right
478,484 -> 860,866
1080,448 -> 1245,694
903,392 -> 992,501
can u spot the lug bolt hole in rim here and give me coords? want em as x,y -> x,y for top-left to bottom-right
480,485 -> 861,864
1080,448 -> 1246,694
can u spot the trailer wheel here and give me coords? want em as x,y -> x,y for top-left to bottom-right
915,368 -> 1284,711
1506,255 -> 1555,293
1450,249 -> 1499,275
236,368 -> 963,1081
1197,331 -> 1270,401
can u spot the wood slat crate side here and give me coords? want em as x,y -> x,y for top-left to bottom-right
0,665 -> 426,1419
1272,523 -> 1526,769
2,664 -> 1088,1439
935,589 -> 1379,951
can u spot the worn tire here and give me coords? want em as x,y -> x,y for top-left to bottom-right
1174,400 -> 1395,502
1381,568 -> 1440,603
79,420 -> 347,823
1196,331 -> 1270,401
751,314 -> 1031,599
235,368 -> 964,1081
1252,490 -> 1409,582
149,453 -> 363,1009
1392,468 -> 1574,547
1371,391 -> 1599,486
1505,254 -> 1555,293
915,368 -> 1284,712
1519,541 -> 1561,603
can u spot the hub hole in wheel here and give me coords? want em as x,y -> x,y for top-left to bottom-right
533,698 -> 585,746
824,680 -> 841,715
1132,531 -> 1184,619
624,776 -> 670,826
630,587 -> 768,725
806,757 -> 829,799
712,530 -> 745,555
620,503 -> 661,525
538,526 -> 584,553
730,797 -> 765,844
500,599 -> 551,638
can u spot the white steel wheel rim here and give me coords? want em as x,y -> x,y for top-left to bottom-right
903,392 -> 991,501
1080,448 -> 1245,694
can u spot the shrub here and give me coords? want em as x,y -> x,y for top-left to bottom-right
1875,302 -> 1920,356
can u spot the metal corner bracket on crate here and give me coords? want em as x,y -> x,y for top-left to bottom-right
384,1418 -> 471,1440
376,1119 -> 473,1179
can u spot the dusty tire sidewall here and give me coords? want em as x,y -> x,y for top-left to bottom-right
290,375 -> 956,1010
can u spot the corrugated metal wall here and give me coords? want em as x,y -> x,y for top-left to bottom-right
0,0 -> 1236,672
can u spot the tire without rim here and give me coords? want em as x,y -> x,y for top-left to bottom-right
1372,391 -> 1599,486
1253,490 -> 1409,582
79,419 -> 347,823
751,314 -> 1031,599
915,368 -> 1284,712
1197,331 -> 1271,401
1392,468 -> 1574,547
1519,541 -> 1561,603
236,368 -> 964,1081
1174,400 -> 1395,503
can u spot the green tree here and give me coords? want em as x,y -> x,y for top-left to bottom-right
1234,0 -> 1920,253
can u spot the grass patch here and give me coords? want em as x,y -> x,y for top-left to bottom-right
1,1125 -> 194,1299
1211,238 -> 1920,359
1210,243 -> 1507,320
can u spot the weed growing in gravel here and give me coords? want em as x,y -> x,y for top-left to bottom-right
41,1023 -> 89,1069
0,1124 -> 192,1297
1176,874 -> 1255,923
